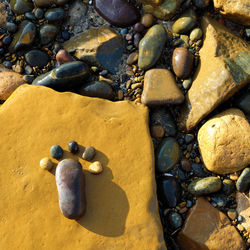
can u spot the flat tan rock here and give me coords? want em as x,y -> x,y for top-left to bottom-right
0,72 -> 25,101
198,108 -> 250,174
141,69 -> 184,106
177,197 -> 246,250
236,192 -> 250,233
0,85 -> 166,249
178,17 -> 250,132
213,0 -> 250,26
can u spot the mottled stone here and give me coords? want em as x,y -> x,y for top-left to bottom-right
10,0 -> 34,15
40,24 -> 58,45
168,212 -> 183,229
236,193 -> 250,233
45,8 -> 66,22
213,0 -> 250,26
177,198 -> 246,249
236,168 -> 250,192
198,109 -> 250,174
67,0 -> 88,26
82,146 -> 96,161
68,141 -> 79,154
93,0 -> 140,27
34,0 -> 69,7
0,72 -> 25,100
50,145 -> 63,159
156,137 -> 180,172
142,69 -> 184,105
193,0 -> 210,8
9,21 -> 36,52
25,50 -> 49,68
178,17 -> 250,132
138,25 -> 167,70
64,27 -> 123,74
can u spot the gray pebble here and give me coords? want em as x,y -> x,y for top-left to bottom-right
82,146 -> 96,161
236,168 -> 250,192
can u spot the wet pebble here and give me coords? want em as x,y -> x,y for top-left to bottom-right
140,13 -> 154,28
10,0 -> 34,15
50,144 -> 63,159
3,35 -> 12,45
5,22 -> 17,33
185,134 -> 194,144
193,0 -> 210,8
210,194 -> 228,207
25,50 -> 49,68
181,158 -> 192,172
25,12 -> 36,20
134,23 -> 145,33
40,24 -> 58,45
88,161 -> 103,174
68,141 -> 79,154
192,163 -> 209,177
151,124 -> 165,138
126,52 -> 139,65
235,92 -> 250,114
82,146 -> 96,161
40,157 -> 53,171
190,28 -> 203,42
134,33 -> 142,48
168,212 -> 183,229
45,8 -> 66,22
34,0 -> 69,7
34,8 -> 44,19
182,78 -> 192,89
227,209 -> 237,220
56,49 -> 75,65
222,179 -> 235,195
236,168 -> 250,192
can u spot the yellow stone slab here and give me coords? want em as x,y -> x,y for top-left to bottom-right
0,85 -> 166,250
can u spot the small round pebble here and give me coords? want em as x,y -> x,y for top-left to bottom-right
50,144 -> 63,159
189,28 -> 203,42
82,146 -> 96,161
35,8 -> 44,19
134,22 -> 144,33
68,141 -> 79,154
168,212 -> 183,229
40,157 -> 53,170
140,13 -> 154,28
3,35 -> 12,45
88,161 -> 103,174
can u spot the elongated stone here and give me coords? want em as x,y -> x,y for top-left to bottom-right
93,0 -> 140,27
138,24 -> 167,70
45,8 -> 66,22
56,159 -> 86,219
34,0 -> 69,7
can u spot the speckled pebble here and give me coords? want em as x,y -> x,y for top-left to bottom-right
168,212 -> 183,229
68,141 -> 79,154
82,146 -> 96,161
40,157 -> 53,170
50,144 -> 63,159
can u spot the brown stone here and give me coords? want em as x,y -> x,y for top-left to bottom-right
213,0 -> 250,26
126,52 -> 139,65
172,47 -> 194,79
0,72 -> 26,101
178,17 -> 250,132
140,13 -> 154,28
236,192 -> 250,233
56,49 -> 75,65
198,109 -> 250,174
141,68 -> 184,106
151,124 -> 165,138
177,197 -> 246,250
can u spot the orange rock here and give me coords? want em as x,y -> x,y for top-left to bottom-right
177,197 -> 246,250
236,192 -> 250,233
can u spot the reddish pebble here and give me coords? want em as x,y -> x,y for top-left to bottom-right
181,158 -> 192,172
134,22 -> 145,33
56,49 -> 75,65
125,33 -> 133,41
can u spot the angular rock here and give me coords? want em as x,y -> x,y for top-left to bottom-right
93,0 -> 140,27
56,159 -> 86,219
177,198 -> 246,249
34,0 -> 69,7
141,69 -> 184,105
178,17 -> 250,132
138,24 -> 167,70
236,192 -> 250,233
198,109 -> 250,174
64,27 -> 123,74
0,72 -> 25,100
67,0 -> 88,27
213,0 -> 250,26
0,84 -> 165,249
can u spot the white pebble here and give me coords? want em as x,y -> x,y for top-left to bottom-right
88,161 -> 103,174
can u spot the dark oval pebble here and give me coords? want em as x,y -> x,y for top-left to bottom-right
82,146 -> 96,161
168,212 -> 183,229
192,163 -> 209,177
222,179 -> 235,195
56,49 -> 74,65
210,194 -> 227,207
185,134 -> 194,144
34,0 -> 69,7
25,12 -> 36,20
50,144 -> 63,159
236,168 -> 250,192
68,141 -> 79,154
56,159 -> 86,219
61,30 -> 70,41
25,50 -> 49,68
0,48 -> 5,55
35,8 -> 44,19
10,0 -> 34,15
134,33 -> 142,48
40,24 -> 58,45
134,23 -> 145,33
3,61 -> 12,69
93,0 -> 140,28
181,158 -> 192,172
45,8 -> 66,22
193,0 -> 210,8
3,35 -> 12,45
172,47 -> 194,79
5,22 -> 17,33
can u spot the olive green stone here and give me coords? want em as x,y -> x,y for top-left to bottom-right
10,0 -> 34,15
172,9 -> 196,34
9,21 -> 36,52
188,177 -> 222,196
156,137 -> 180,173
138,24 -> 167,70
45,8 -> 66,22
40,24 -> 58,45
189,28 -> 203,42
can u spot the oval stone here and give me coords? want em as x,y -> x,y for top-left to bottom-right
10,0 -> 34,15
188,177 -> 222,196
172,47 -> 194,78
34,0 -> 69,7
45,8 -> 66,22
40,24 -> 58,45
190,28 -> 203,42
56,159 -> 86,219
138,24 -> 167,70
25,50 -> 49,68
56,49 -> 75,65
93,0 -> 140,27
156,137 -> 180,173
236,168 -> 250,192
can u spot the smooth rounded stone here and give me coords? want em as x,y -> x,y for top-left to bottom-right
172,9 -> 197,34
34,0 -> 69,7
126,52 -> 139,65
34,8 -> 44,19
140,13 -> 154,28
23,75 -> 34,83
25,50 -> 49,68
56,159 -> 86,219
236,168 -> 250,192
172,47 -> 194,79
235,92 -> 250,114
156,137 -> 180,173
5,22 -> 17,33
40,157 -> 53,171
157,176 -> 181,208
182,78 -> 192,89
222,179 -> 234,195
0,72 -> 26,101
138,24 -> 167,70
185,133 -> 194,143
134,23 -> 145,33
3,61 -> 13,69
40,24 -> 58,45
198,109 -> 250,174
50,144 -> 63,159
93,0 -> 140,27
193,0 -> 210,8
10,0 -> 34,15
3,35 -> 12,45
45,8 -> 66,22
192,163 -> 209,177
25,12 -> 36,20
188,177 -> 222,196
68,141 -> 79,154
32,61 -> 89,91
168,212 -> 183,229
134,33 -> 142,48
189,28 -> 202,42
88,161 -> 103,174
151,124 -> 165,138
177,168 -> 186,181
78,81 -> 114,100
56,49 -> 75,65
9,21 -> 36,52
181,158 -> 192,172
82,146 -> 96,161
